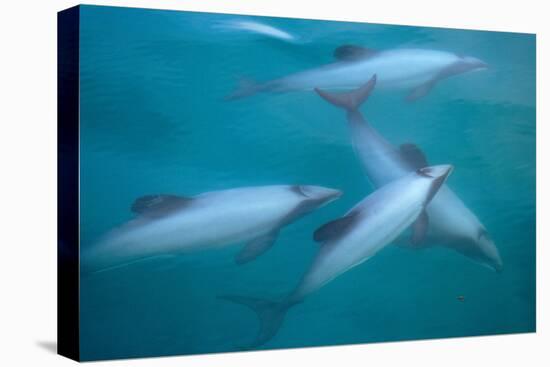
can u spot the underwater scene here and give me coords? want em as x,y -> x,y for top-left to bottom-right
77,5 -> 536,361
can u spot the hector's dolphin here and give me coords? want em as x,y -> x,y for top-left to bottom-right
315,75 -> 502,271
82,185 -> 342,273
215,19 -> 299,43
228,46 -> 487,101
221,165 -> 453,348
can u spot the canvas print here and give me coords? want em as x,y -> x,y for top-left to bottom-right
57,5 -> 536,361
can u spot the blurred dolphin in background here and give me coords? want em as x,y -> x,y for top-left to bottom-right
227,46 -> 487,100
214,19 -> 299,43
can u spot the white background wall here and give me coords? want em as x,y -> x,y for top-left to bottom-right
0,0 -> 547,366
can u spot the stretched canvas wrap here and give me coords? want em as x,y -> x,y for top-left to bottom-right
58,4 -> 536,362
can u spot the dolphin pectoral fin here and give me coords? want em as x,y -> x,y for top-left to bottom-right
235,230 -> 279,265
399,143 -> 429,170
313,212 -> 360,243
406,80 -> 437,102
407,60 -> 475,102
333,45 -> 378,61
131,194 -> 193,218
411,211 -> 429,246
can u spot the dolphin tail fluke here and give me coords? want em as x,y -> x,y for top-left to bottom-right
218,294 -> 292,348
315,74 -> 377,111
225,77 -> 264,100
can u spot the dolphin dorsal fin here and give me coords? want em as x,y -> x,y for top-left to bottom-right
399,143 -> 429,169
334,45 -> 378,61
313,211 -> 360,243
131,194 -> 193,218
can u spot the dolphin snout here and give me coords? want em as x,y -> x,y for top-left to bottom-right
463,56 -> 489,70
419,165 -> 453,205
318,187 -> 343,202
477,234 -> 503,272
325,188 -> 343,201
482,249 -> 503,273
300,185 -> 342,202
473,60 -> 489,71
478,61 -> 489,69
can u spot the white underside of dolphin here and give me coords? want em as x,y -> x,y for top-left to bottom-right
315,75 -> 503,271
221,165 -> 453,348
227,46 -> 487,101
82,185 -> 341,273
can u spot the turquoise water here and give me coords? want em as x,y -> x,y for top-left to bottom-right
78,5 -> 536,361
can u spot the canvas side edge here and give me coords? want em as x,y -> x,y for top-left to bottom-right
57,5 -> 81,362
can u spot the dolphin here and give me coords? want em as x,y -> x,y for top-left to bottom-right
81,185 -> 342,273
315,75 -> 503,271
221,165 -> 453,348
227,46 -> 487,101
215,19 -> 299,43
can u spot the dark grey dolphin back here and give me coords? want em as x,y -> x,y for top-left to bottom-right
333,45 -> 379,62
131,194 -> 193,218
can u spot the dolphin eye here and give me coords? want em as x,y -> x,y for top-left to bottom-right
416,167 -> 431,178
296,185 -> 319,198
292,185 -> 322,199
291,185 -> 308,197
